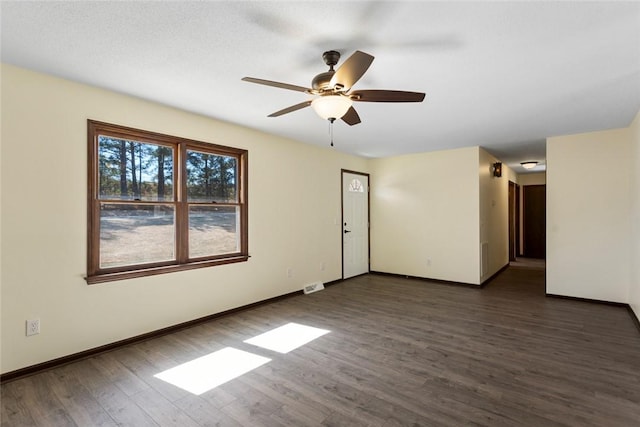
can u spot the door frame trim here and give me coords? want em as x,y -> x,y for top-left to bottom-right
341,169 -> 371,279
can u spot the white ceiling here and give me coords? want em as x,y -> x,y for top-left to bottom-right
2,1 -> 639,173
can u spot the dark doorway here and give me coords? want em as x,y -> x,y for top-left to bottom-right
523,185 -> 546,259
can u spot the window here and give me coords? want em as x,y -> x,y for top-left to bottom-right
87,120 -> 248,283
348,178 -> 364,192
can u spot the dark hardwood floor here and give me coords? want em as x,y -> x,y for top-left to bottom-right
3,264 -> 640,426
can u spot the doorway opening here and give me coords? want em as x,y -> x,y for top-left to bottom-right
522,184 -> 546,259
507,182 -> 546,294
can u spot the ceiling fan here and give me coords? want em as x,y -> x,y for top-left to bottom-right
242,50 -> 425,126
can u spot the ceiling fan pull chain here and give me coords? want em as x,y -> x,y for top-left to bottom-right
329,118 -> 335,147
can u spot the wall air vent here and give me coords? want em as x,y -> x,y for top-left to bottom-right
303,282 -> 325,295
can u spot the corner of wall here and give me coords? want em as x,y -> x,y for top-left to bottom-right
478,148 -> 510,282
629,110 -> 640,316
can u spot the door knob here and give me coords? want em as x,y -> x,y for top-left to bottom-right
344,229 -> 351,234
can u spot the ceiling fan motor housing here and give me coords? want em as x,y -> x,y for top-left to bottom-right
312,50 -> 342,91
312,71 -> 335,91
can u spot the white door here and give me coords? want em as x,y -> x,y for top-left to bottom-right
342,172 -> 369,279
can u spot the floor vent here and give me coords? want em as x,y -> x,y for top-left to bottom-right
303,282 -> 325,295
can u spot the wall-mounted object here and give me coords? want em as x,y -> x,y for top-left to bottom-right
493,162 -> 502,177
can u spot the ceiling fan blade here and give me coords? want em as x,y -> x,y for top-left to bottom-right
268,100 -> 313,117
341,107 -> 361,126
329,50 -> 374,91
242,77 -> 311,93
350,90 -> 425,102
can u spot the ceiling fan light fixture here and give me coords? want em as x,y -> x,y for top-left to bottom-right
311,95 -> 352,120
520,161 -> 538,169
243,50 -> 424,126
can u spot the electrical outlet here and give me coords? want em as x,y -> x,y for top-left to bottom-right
320,262 -> 326,271
286,268 -> 293,278
26,318 -> 40,336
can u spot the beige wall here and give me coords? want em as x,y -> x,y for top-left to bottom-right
517,172 -> 546,186
369,147 -> 481,285
0,64 -> 369,373
546,127 -> 633,303
630,111 -> 640,319
479,148 -> 511,281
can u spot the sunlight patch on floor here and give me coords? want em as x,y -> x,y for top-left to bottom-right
244,322 -> 330,353
154,347 -> 271,395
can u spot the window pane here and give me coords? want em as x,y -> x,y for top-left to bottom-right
189,205 -> 239,258
98,136 -> 174,201
100,204 -> 175,268
186,150 -> 237,203
349,178 -> 364,192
